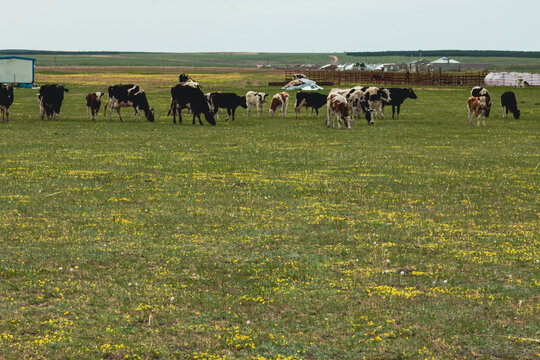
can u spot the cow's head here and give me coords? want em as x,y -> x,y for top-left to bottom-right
145,107 -> 155,122
95,92 -> 103,100
239,96 -> 247,109
407,88 -> 417,99
513,109 -> 520,119
204,111 -> 216,126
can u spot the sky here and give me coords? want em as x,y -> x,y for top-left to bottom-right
2,0 -> 539,53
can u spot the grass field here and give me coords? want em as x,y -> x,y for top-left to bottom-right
1,69 -> 539,359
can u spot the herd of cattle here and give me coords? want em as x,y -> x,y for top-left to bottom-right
0,78 -> 523,128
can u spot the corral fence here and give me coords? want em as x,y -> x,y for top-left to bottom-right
279,70 -> 488,87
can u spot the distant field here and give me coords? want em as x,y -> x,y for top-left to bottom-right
0,69 -> 539,359
7,52 -> 540,71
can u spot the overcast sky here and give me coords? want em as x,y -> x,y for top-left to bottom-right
2,0 -> 539,52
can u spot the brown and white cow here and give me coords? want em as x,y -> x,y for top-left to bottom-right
246,91 -> 267,117
268,92 -> 289,118
86,92 -> 103,120
326,94 -> 352,130
467,96 -> 487,127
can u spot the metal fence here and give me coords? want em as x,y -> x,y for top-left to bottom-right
283,70 -> 488,87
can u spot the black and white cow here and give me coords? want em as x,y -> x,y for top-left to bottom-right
170,84 -> 216,125
294,92 -> 327,119
37,84 -> 69,120
0,84 -> 14,123
501,91 -> 520,119
246,91 -> 267,117
471,86 -> 491,117
382,88 -> 417,120
107,84 -> 155,122
209,92 -> 247,121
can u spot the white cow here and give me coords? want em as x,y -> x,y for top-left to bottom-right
246,91 -> 268,117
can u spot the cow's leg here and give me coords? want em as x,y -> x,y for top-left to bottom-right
87,106 -> 91,120
397,105 -> 401,120
315,107 -> 319,120
379,104 -> 385,119
116,108 -> 124,122
326,107 -> 331,127
247,105 -> 251,117
231,108 -> 236,121
197,114 -> 203,125
192,113 -> 196,125
225,108 -> 231,121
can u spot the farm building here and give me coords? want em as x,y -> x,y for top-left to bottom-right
0,56 -> 36,87
429,57 -> 461,72
406,59 -> 430,72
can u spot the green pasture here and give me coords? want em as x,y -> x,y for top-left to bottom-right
0,70 -> 539,359
9,51 -> 540,71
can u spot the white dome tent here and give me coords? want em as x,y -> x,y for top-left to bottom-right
484,72 -> 540,86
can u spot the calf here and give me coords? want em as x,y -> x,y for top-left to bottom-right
501,91 -> 520,119
246,91 -> 267,117
210,92 -> 247,121
326,94 -> 352,130
0,84 -> 14,123
107,84 -> 155,122
268,92 -> 289,118
382,88 -> 417,120
85,92 -> 104,120
38,84 -> 69,121
467,96 -> 487,127
170,84 -> 216,125
471,87 -> 491,117
294,92 -> 327,119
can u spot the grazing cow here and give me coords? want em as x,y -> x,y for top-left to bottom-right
246,91 -> 267,117
471,87 -> 491,117
501,91 -> 520,119
364,87 -> 391,120
347,89 -> 374,125
333,87 -> 378,124
85,92 -> 104,120
0,84 -> 14,123
107,85 -> 155,122
326,94 -> 352,129
37,84 -> 69,121
170,84 -> 216,125
467,96 -> 488,127
268,92 -> 289,118
382,88 -> 417,120
209,92 -> 247,121
294,92 -> 327,119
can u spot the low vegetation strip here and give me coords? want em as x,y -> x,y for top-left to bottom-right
0,70 -> 539,359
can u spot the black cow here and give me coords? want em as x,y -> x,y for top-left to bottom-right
501,91 -> 520,119
37,84 -> 69,120
170,84 -> 216,125
294,92 -> 327,119
382,88 -> 417,120
209,92 -> 247,121
0,84 -> 14,122
471,87 -> 491,117
106,84 -> 155,122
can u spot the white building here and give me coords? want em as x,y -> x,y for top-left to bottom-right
0,56 -> 36,87
429,57 -> 461,72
